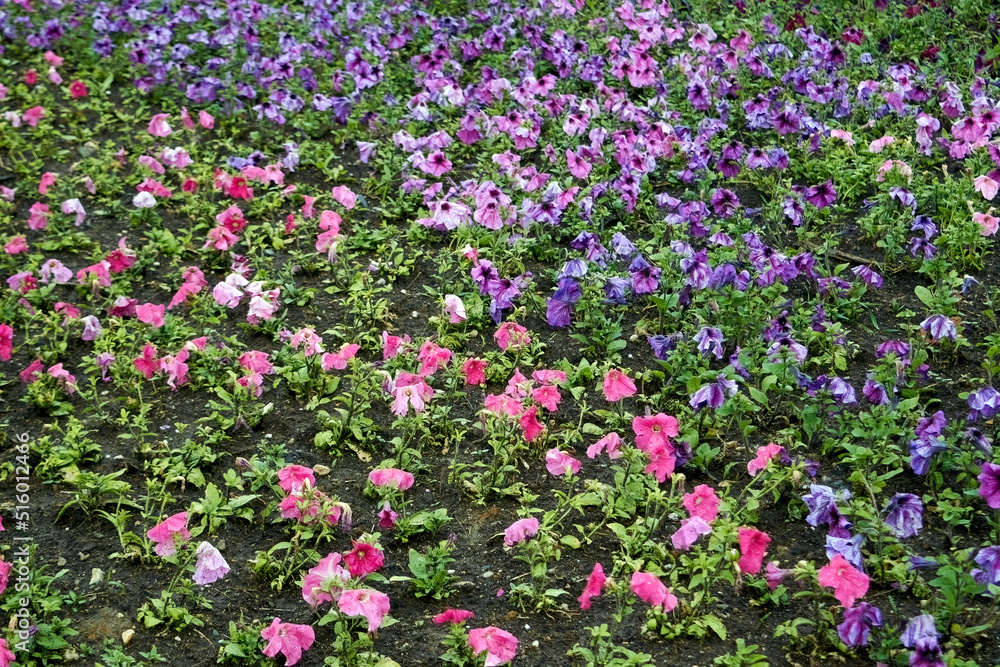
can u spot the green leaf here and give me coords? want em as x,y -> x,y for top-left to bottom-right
701,614 -> 727,640
559,535 -> 581,549
914,285 -> 935,308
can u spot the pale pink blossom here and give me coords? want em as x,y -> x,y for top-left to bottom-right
192,541 -> 230,585
867,135 -> 895,153
136,303 -> 166,328
260,618 -> 314,666
146,512 -> 190,557
468,627 -> 518,667
199,111 -> 214,129
443,294 -> 467,323
670,516 -> 713,550
974,210 -> 999,236
975,175 -> 999,201
830,129 -> 855,146
147,113 -> 172,137
290,328 -> 324,357
330,185 -> 357,209
368,468 -> 415,490
61,198 -> 86,226
587,432 -> 623,459
504,517 -> 539,547
301,553 -> 350,609
38,172 -> 57,195
338,588 -> 391,633
545,448 -> 581,476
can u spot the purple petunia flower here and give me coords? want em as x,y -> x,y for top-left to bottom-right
611,232 -> 637,257
693,327 -> 724,359
971,546 -> 1000,588
963,428 -> 993,456
884,493 -> 923,538
862,377 -> 890,405
902,615 -> 940,649
875,340 -> 911,359
629,255 -> 661,295
803,485 -> 850,530
968,386 -> 1000,421
805,180 -> 837,209
920,314 -> 957,342
908,556 -> 939,571
689,375 -> 738,411
648,333 -> 683,360
603,277 -> 630,304
837,602 -> 883,648
909,436 -> 948,475
851,265 -> 883,288
979,461 -> 1000,509
915,411 -> 946,440
828,377 -> 857,405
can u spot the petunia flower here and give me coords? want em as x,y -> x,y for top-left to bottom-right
504,518 -> 539,547
433,609 -> 475,624
671,516 -> 713,550
545,448 -> 581,477
136,303 -> 165,328
277,465 -> 315,493
368,468 -> 414,491
443,294 -> 467,323
338,588 -> 391,633
632,413 -> 679,453
884,493 -> 923,538
764,561 -> 790,591
602,369 -> 637,402
301,552 -> 350,609
737,527 -> 771,574
192,542 -> 230,585
468,626 -> 518,667
979,461 -> 1000,509
330,185 -> 357,209
920,314 -> 958,342
344,538 -> 385,578
587,432 -> 623,460
818,554 -> 870,608
837,602 -> 883,648
683,485 -> 721,522
146,512 -> 190,557
578,562 -> 607,610
747,443 -> 785,476
260,618 -> 315,666
630,571 -> 677,612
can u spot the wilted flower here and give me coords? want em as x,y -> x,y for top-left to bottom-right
577,562 -> 607,610
192,542 -> 230,585
630,571 -> 677,612
920,314 -> 957,342
602,369 -> 636,402
146,512 -> 190,557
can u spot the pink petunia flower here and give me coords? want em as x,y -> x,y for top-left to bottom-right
147,512 -> 190,557
461,358 -> 488,385
38,172 -> 57,195
290,327 -> 324,357
20,359 -> 44,384
417,341 -> 452,376
338,588 -> 391,633
192,541 -> 230,585
61,198 -> 86,226
320,343 -> 361,371
468,626 -> 518,667
23,106 -> 46,127
260,618 -> 315,666
587,432 -> 623,459
602,369 -> 637,402
494,322 -> 531,351
545,448 -> 581,477
504,517 -> 539,547
630,571 -> 677,612
818,554 -> 869,608
632,414 -> 679,453
433,609 -> 475,624
531,384 -> 561,411
682,485 -> 721,522
974,210 -> 999,236
737,527 -> 771,575
301,552 -> 350,609
975,175 -> 999,201
0,639 -> 12,667
747,443 -> 785,476
5,236 -> 28,255
278,465 -> 316,493
368,468 -> 415,491
133,343 -> 159,380
578,562 -> 607,610
147,113 -> 172,137
519,405 -> 545,441
69,80 -> 88,98
136,303 -> 166,328
0,324 -> 12,361
330,185 -> 357,209
199,111 -> 214,129
27,202 -> 50,230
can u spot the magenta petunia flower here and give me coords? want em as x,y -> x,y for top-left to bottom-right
147,512 -> 190,557
737,527 -> 771,574
630,571 -> 677,612
578,562 -> 607,610
602,369 -> 637,402
545,448 -> 581,477
344,538 -> 384,578
433,609 -> 475,625
368,468 -> 414,491
979,461 -> 1000,509
747,443 -> 785,477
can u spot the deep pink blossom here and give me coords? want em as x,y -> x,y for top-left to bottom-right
301,553 -> 350,609
433,609 -> 475,624
545,448 -> 581,476
630,571 -> 677,612
683,485 -> 721,522
632,414 -> 679,453
737,527 -> 771,575
462,358 -> 488,385
321,343 -> 360,371
344,539 -> 384,578
747,443 -> 785,476
0,324 -> 12,361
278,465 -> 316,493
578,562 -> 607,610
587,432 -> 623,460
818,554 -> 870,608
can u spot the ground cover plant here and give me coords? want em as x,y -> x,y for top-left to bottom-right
3,0 -> 1000,665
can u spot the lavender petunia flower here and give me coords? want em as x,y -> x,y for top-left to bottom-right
920,314 -> 957,342
629,255 -> 661,295
884,493 -> 923,538
826,533 -> 865,571
690,375 -> 738,411
648,333 -> 682,360
907,556 -> 939,571
611,232 -> 637,257
876,340 -> 911,359
603,277 -> 630,304
851,265 -> 883,288
803,485 -> 850,529
964,428 -> 993,456
915,411 -> 946,440
971,546 -> 1000,587
968,386 -> 1000,421
694,327 -> 724,359
805,180 -> 837,209
837,602 -> 883,648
